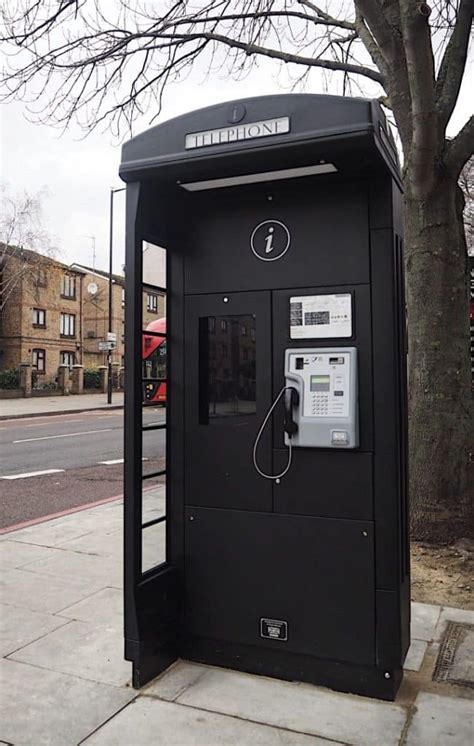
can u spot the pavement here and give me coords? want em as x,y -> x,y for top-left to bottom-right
1,488 -> 473,745
0,392 -> 124,420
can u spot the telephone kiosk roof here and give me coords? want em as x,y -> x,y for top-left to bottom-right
119,93 -> 401,189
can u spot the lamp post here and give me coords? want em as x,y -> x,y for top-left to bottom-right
108,186 -> 126,404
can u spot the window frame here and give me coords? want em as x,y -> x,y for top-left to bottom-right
146,292 -> 158,313
32,348 -> 46,373
60,350 -> 75,367
61,274 -> 76,299
60,312 -> 76,338
35,268 -> 47,287
32,307 -> 46,327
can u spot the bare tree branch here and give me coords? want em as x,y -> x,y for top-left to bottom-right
398,0 -> 438,192
0,0 -> 385,137
435,0 -> 473,136
446,115 -> 474,175
353,0 -> 413,152
0,185 -> 57,311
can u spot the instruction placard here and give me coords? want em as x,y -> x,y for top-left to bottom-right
290,294 -> 352,339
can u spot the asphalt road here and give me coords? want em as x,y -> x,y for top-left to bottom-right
0,407 -> 166,529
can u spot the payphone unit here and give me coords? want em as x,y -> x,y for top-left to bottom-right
284,347 -> 358,449
121,93 -> 409,701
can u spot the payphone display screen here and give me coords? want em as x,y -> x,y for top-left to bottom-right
204,314 -> 256,420
310,375 -> 330,392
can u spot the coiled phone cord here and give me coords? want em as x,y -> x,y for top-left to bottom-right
252,386 -> 295,481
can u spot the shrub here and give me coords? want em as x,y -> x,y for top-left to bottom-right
84,367 -> 101,389
0,368 -> 20,389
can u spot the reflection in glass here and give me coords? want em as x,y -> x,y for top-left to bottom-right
142,521 -> 166,573
201,314 -> 256,421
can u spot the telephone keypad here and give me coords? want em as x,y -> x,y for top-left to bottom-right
311,393 -> 329,417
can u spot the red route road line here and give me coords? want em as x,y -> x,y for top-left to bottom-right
0,484 -> 161,535
0,412 -> 113,425
0,493 -> 123,535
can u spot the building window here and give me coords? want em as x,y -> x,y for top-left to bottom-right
35,268 -> 47,287
32,348 -> 45,372
32,308 -> 46,327
121,288 -> 125,308
147,293 -> 158,313
60,351 -> 75,367
61,275 -> 76,299
241,325 -> 247,336
60,313 -> 76,337
220,320 -> 227,332
208,317 -> 216,334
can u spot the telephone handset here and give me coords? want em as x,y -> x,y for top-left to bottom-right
283,387 -> 299,437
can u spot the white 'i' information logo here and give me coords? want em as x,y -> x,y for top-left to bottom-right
250,220 -> 291,262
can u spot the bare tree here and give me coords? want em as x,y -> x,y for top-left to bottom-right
0,186 -> 57,311
1,1 -> 472,541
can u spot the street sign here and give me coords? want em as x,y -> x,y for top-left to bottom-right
107,332 -> 117,342
99,341 -> 116,351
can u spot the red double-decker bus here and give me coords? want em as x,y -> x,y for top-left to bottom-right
142,317 -> 167,404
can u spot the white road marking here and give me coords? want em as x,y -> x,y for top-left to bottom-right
1,468 -> 65,480
99,458 -> 148,465
12,428 -> 114,444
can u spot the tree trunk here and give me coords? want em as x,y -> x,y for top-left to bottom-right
405,174 -> 473,543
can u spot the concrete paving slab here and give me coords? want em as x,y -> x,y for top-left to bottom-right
83,696 -> 339,746
435,605 -> 474,641
10,619 -> 131,686
0,539 -> 60,569
22,550 -> 123,589
168,664 -> 407,746
405,692 -> 474,745
57,529 -> 123,558
411,601 -> 441,641
0,603 -> 69,656
58,587 -> 123,625
7,519 -> 94,547
404,640 -> 428,672
0,657 -> 134,746
52,510 -> 123,534
144,660 -> 210,701
0,567 -> 104,614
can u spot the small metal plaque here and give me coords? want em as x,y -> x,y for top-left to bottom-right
260,618 -> 288,641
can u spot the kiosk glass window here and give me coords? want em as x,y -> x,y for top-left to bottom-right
202,314 -> 256,421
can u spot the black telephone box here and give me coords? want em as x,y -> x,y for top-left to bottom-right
120,94 -> 409,700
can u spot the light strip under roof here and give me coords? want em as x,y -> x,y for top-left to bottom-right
178,162 -> 337,191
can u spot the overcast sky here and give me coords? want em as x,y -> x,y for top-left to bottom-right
1,52 -> 472,276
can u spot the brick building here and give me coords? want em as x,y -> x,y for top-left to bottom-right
0,245 -> 166,380
0,246 -> 85,379
71,264 -> 166,369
